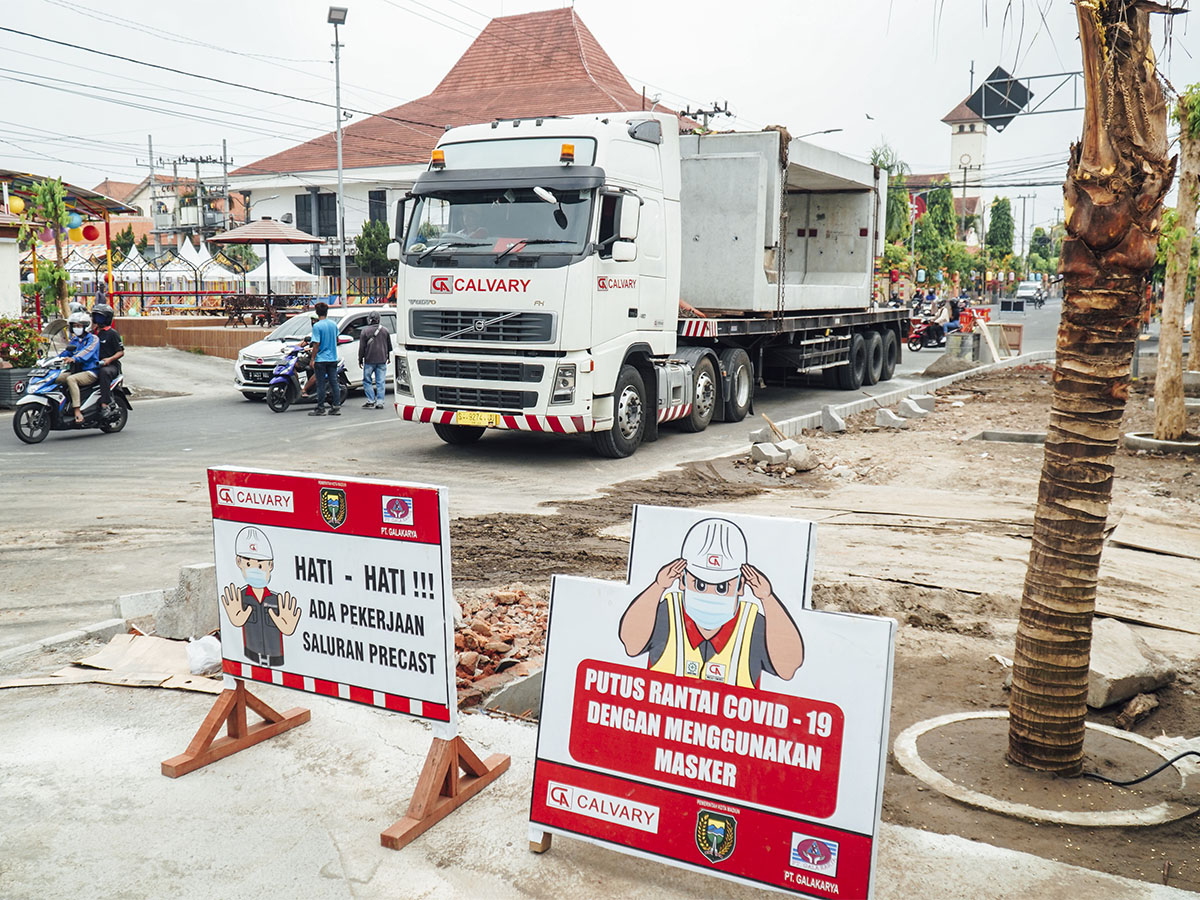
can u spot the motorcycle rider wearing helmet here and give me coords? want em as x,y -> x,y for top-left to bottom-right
620,518 -> 805,688
90,304 -> 124,413
54,310 -> 101,423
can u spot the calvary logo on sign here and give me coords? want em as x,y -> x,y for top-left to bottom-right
319,487 -> 347,529
430,275 -> 452,294
695,811 -> 736,864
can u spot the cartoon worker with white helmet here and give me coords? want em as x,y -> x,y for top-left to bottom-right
220,526 -> 301,666
619,517 -> 804,687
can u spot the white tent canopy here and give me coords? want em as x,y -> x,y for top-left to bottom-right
115,245 -> 144,273
246,245 -> 318,294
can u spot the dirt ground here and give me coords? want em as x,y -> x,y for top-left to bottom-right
449,363 -> 1200,892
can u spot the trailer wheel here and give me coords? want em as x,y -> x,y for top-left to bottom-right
679,357 -> 717,433
433,423 -> 486,445
863,331 -> 884,386
719,347 -> 753,421
592,365 -> 646,458
880,330 -> 898,381
836,333 -> 867,390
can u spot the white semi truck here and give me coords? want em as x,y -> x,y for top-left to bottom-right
386,112 -> 907,457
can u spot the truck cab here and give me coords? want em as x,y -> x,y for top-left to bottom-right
391,114 -> 680,455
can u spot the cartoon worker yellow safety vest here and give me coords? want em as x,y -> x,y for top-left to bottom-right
651,591 -> 760,688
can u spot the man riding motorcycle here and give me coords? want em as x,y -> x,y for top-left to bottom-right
90,304 -> 124,414
54,311 -> 100,424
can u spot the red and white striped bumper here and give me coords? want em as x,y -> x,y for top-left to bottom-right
657,403 -> 692,423
399,405 -> 594,434
679,318 -> 716,338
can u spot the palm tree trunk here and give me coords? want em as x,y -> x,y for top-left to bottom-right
1155,116 -> 1199,440
1008,0 -> 1174,774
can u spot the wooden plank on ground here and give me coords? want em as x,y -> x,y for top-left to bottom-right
1109,506 -> 1200,561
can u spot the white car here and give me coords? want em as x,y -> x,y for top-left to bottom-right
234,306 -> 398,400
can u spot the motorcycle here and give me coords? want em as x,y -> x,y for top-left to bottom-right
265,342 -> 349,413
12,357 -> 131,443
906,318 -> 949,352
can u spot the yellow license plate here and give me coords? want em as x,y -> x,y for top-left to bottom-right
455,410 -> 498,428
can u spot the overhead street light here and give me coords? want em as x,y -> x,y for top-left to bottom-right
796,128 -> 843,139
329,6 -> 348,307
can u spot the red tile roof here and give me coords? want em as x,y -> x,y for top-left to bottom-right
91,179 -> 140,204
942,99 -> 983,125
234,8 -> 658,177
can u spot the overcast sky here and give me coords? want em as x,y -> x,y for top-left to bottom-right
3,0 -> 1198,246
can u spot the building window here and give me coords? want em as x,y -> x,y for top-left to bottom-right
295,194 -> 311,233
969,123 -> 976,132
317,193 -> 337,237
369,189 -> 387,224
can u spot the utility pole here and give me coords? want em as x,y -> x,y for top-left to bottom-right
680,101 -> 732,130
222,139 -> 230,231
1016,193 -> 1035,259
331,10 -> 348,307
148,135 -> 160,256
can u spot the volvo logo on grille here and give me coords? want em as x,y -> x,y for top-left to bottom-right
472,319 -> 487,332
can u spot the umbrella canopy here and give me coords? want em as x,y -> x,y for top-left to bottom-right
210,217 -> 322,246
210,217 -> 321,296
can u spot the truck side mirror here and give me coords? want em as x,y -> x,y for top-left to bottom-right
611,240 -> 637,262
386,241 -> 401,261
617,194 -> 641,241
393,197 -> 408,241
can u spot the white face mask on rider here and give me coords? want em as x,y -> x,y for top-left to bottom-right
72,326 -> 86,337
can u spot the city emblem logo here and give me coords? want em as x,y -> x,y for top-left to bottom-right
695,811 -> 736,864
382,495 -> 414,526
431,275 -> 453,294
319,487 -> 347,529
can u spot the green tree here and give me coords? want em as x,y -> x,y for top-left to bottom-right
1030,227 -> 1051,258
16,178 -> 72,317
354,219 -> 393,276
987,197 -> 1014,256
113,225 -> 135,259
885,174 -> 911,245
136,234 -> 149,256
913,180 -> 955,272
221,244 -> 260,273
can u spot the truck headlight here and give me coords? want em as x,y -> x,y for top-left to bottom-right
395,355 -> 412,395
551,363 -> 576,405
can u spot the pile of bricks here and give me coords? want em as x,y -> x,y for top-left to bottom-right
454,582 -> 548,686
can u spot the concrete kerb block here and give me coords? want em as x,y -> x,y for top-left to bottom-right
821,405 -> 846,433
911,394 -> 936,412
482,666 -> 544,717
897,398 -> 928,419
876,408 -> 909,429
155,563 -> 219,640
114,588 -> 167,620
1088,618 -> 1175,708
774,438 -> 803,457
751,442 -> 788,465
748,426 -> 773,443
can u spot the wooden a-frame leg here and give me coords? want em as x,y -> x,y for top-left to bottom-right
161,681 -> 310,778
380,736 -> 510,850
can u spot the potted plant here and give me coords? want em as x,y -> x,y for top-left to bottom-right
0,317 -> 49,409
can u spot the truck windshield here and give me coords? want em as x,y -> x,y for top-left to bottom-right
406,187 -> 591,263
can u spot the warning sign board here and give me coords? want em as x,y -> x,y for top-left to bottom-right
208,467 -> 456,726
530,505 -> 895,898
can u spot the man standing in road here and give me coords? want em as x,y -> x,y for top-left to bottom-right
308,301 -> 341,417
358,310 -> 390,409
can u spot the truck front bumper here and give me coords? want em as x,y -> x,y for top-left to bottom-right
397,404 -> 595,433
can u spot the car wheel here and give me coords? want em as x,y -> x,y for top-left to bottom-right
242,391 -> 264,401
591,365 -> 646,458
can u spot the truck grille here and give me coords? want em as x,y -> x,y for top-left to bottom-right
410,310 -> 554,343
418,359 -> 544,383
425,386 -> 537,410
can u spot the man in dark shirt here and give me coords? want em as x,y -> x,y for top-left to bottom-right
357,310 -> 391,409
90,304 -> 124,412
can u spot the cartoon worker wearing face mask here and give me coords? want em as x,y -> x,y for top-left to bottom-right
619,518 -> 804,687
220,526 -> 301,666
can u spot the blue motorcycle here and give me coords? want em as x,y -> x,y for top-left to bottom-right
12,357 -> 131,443
265,341 -> 348,413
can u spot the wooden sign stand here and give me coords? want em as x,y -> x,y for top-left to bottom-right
161,680 -> 311,778
381,736 -> 510,850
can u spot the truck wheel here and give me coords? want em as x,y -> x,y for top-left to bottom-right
836,333 -> 867,390
679,357 -> 717,433
864,331 -> 884,386
880,330 -> 898,381
591,365 -> 646,458
433,422 -> 485,445
718,348 -> 753,421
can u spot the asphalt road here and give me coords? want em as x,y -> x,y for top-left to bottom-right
0,303 -> 1059,650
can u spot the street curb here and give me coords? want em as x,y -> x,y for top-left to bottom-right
752,350 -> 1056,440
0,618 -> 128,665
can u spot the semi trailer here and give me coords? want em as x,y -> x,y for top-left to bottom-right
387,112 -> 907,457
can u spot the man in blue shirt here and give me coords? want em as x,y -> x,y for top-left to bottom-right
55,311 -> 101,424
308,301 -> 342,417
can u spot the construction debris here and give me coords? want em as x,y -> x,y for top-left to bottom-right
454,583 -> 547,687
1114,692 -> 1160,730
876,408 -> 909,429
1087,618 -> 1176,708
